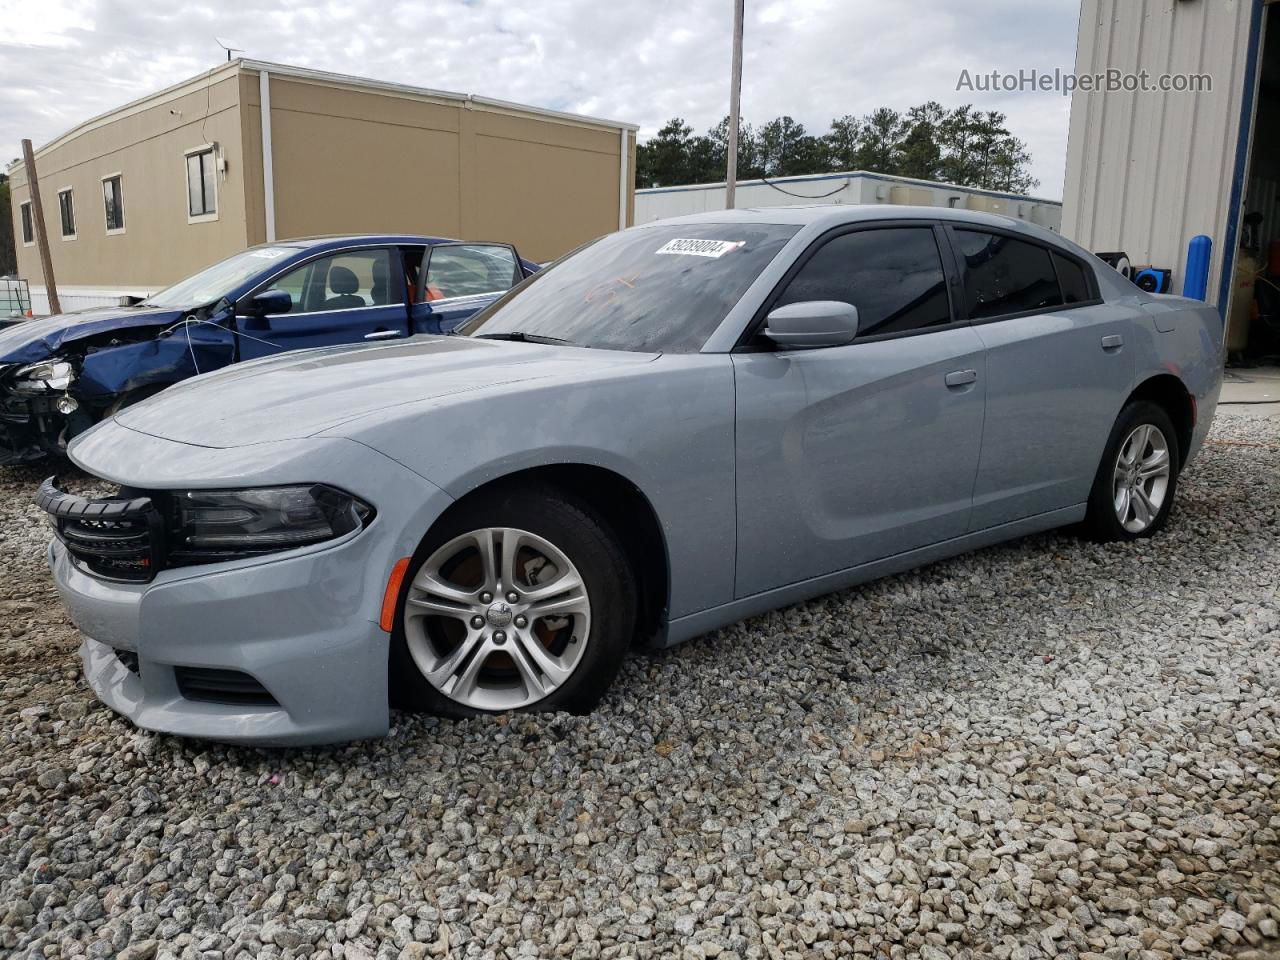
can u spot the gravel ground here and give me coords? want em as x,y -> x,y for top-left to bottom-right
1,414 -> 1278,960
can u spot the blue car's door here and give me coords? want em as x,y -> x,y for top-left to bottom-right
236,246 -> 414,360
944,228 -> 1135,530
732,223 -> 988,599
409,243 -> 526,335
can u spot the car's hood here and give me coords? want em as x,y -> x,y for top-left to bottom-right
0,304 -> 185,365
111,335 -> 657,448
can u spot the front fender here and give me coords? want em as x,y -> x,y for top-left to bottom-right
322,354 -> 738,621
76,325 -> 235,399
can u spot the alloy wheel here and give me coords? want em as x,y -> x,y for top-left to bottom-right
403,527 -> 591,711
1112,423 -> 1172,534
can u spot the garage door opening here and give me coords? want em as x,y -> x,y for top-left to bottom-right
1233,1 -> 1280,365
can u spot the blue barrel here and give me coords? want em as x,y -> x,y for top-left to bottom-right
1183,235 -> 1213,300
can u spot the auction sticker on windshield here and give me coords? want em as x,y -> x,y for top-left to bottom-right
655,238 -> 746,258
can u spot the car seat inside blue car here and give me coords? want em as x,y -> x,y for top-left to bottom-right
323,266 -> 365,310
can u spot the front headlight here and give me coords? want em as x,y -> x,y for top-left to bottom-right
14,359 -> 75,392
172,485 -> 374,558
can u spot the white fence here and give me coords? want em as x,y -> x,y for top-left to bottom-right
22,285 -> 156,317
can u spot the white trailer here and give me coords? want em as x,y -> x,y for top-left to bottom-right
636,171 -> 1063,233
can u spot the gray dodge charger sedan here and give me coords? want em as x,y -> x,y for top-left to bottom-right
40,206 -> 1223,745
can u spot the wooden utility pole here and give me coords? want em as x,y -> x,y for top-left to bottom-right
20,139 -> 60,315
725,0 -> 745,210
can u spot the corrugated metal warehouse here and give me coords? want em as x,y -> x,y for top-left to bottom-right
8,60 -> 638,313
636,171 -> 1063,232
1063,0 -> 1279,360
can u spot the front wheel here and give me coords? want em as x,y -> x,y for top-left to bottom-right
1082,400 -> 1180,542
390,486 -> 636,718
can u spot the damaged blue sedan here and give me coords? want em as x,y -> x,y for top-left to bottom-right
0,236 -> 538,463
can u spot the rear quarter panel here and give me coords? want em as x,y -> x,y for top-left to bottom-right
1134,296 -> 1225,465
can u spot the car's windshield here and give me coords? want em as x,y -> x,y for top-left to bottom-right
457,222 -> 799,352
142,246 -> 300,309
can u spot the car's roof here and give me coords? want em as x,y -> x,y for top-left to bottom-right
269,234 -> 457,250
641,204 -> 1048,235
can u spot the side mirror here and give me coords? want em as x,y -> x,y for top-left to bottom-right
243,289 -> 293,316
763,300 -> 860,349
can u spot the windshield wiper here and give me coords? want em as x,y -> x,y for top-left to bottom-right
475,332 -> 578,346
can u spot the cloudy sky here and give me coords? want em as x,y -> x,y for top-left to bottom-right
2,0 -> 1082,198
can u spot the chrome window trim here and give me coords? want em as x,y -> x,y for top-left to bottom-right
422,290 -> 506,307
234,303 -> 406,321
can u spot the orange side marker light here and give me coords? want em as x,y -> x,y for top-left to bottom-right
380,557 -> 412,632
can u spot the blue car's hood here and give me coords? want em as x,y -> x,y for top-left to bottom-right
109,335 -> 656,448
0,304 -> 185,364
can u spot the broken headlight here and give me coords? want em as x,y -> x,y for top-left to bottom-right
170,485 -> 374,561
13,359 -> 75,393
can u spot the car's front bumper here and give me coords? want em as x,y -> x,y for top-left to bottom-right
0,392 -> 61,463
54,539 -> 392,746
48,429 -> 455,746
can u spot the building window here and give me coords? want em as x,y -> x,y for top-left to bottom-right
20,201 -> 33,245
58,189 -> 76,239
103,175 -> 125,233
186,147 -> 217,220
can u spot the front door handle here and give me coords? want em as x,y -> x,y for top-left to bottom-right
364,329 -> 401,341
945,369 -> 978,388
1101,334 -> 1124,350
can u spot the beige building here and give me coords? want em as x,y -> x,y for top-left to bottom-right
9,60 -> 638,313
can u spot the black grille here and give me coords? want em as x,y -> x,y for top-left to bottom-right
174,667 -> 278,706
114,649 -> 140,675
35,478 -> 164,582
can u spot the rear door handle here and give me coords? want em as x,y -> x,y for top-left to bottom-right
364,329 -> 401,341
1101,334 -> 1124,350
945,369 -> 978,387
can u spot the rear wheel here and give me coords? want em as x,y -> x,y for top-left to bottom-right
391,486 -> 635,717
1082,400 -> 1180,542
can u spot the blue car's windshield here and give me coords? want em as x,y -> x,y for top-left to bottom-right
141,246 -> 299,309
457,223 -> 799,353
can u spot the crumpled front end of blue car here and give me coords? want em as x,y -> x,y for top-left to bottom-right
0,359 -> 95,463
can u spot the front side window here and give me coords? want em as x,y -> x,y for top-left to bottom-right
58,189 -> 76,238
186,149 -> 217,218
459,222 -> 799,353
264,249 -> 401,314
423,245 -> 519,301
20,201 -> 33,244
955,230 -> 1064,320
103,176 -> 125,232
774,227 -> 952,338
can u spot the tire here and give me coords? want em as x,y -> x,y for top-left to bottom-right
390,484 -> 636,718
1082,400 -> 1181,542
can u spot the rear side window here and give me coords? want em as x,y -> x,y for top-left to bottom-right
955,230 -> 1063,320
1053,253 -> 1095,305
423,245 -> 519,301
775,227 -> 952,337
